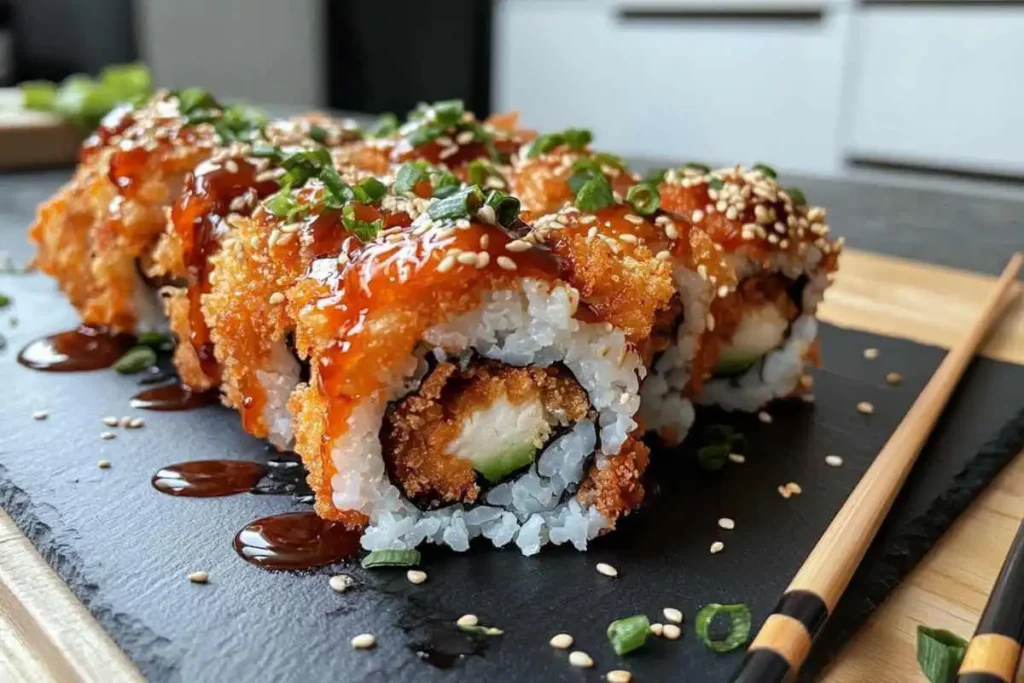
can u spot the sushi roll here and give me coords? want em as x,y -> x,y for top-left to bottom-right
287,185 -> 652,555
640,163 -> 842,443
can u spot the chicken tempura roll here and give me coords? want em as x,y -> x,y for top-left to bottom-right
640,163 -> 841,442
288,187 -> 649,555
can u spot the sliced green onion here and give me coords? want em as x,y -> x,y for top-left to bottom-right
695,603 -> 751,654
522,133 -> 564,159
682,162 -> 711,174
562,128 -> 593,150
753,163 -> 777,179
21,82 -> 57,111
916,626 -> 967,683
644,168 -> 668,184
484,190 -> 521,227
176,87 -> 218,116
137,331 -> 173,351
308,124 -> 329,144
279,147 -> 332,189
697,442 -> 731,471
250,143 -> 284,161
114,346 -> 157,375
358,177 -> 388,204
428,186 -> 485,221
592,152 -> 625,170
708,177 -> 725,191
468,158 -> 503,188
341,204 -> 384,241
606,615 -> 650,655
626,182 -> 660,216
318,166 -> 353,209
567,158 -> 603,195
786,187 -> 807,207
0,293 -> 11,308
575,175 -> 615,212
430,99 -> 465,127
265,192 -> 298,218
394,161 -> 432,195
432,172 -> 462,199
360,549 -> 421,569
366,112 -> 399,138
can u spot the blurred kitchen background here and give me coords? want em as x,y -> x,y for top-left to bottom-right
2,0 -> 1023,191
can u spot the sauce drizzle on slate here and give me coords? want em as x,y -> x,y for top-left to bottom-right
17,327 -> 135,372
131,382 -> 219,411
152,460 -> 267,497
233,512 -> 360,570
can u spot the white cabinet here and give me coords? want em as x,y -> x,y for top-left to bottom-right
844,7 -> 1024,176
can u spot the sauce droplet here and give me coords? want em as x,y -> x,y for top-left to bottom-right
131,382 -> 219,411
152,460 -> 267,497
17,327 -> 135,372
233,512 -> 361,570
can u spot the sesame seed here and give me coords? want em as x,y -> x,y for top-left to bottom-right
758,411 -> 772,424
886,372 -> 903,385
497,256 -> 517,271
188,571 -> 209,584
725,207 -> 738,221
778,485 -> 792,498
825,455 -> 844,467
697,264 -> 709,280
656,250 -> 672,261
624,213 -> 644,225
710,541 -> 724,554
606,670 -> 632,683
718,517 -> 736,530
664,223 -> 679,240
581,215 -> 597,224
98,460 -> 111,469
456,130 -> 474,145
102,416 -> 118,427
457,252 -> 478,265
596,562 -> 618,578
329,574 -> 354,593
550,633 -> 574,649
569,651 -> 594,669
706,313 -> 716,332
100,431 -> 116,440
505,239 -> 531,252
456,614 -> 479,629
32,410 -> 49,421
351,633 -> 376,650
663,624 -> 682,640
717,285 -> 730,298
728,453 -> 746,464
127,417 -> 145,429
438,146 -> 459,160
119,416 -> 131,428
650,623 -> 664,636
692,210 -> 705,222
618,233 -> 639,244
663,607 -> 683,624
857,401 -> 875,415
863,348 -> 879,360
268,292 -> 285,305
437,254 -> 456,273
406,569 -> 427,585
477,206 -> 496,225
475,251 -> 490,268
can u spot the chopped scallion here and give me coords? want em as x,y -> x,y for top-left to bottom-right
137,331 -> 173,351
708,177 -> 725,191
366,112 -> 399,138
265,192 -> 297,218
753,163 -> 777,179
697,443 -> 731,471
574,175 -> 615,213
341,204 -> 384,241
358,177 -> 388,204
916,626 -> 966,683
395,161 -> 432,195
308,124 -> 329,144
644,168 -> 668,184
428,186 -> 485,221
0,293 -> 9,308
606,615 -> 650,655
176,87 -> 219,115
562,128 -> 593,150
484,190 -> 521,228
695,603 -> 751,654
114,346 -> 157,375
430,99 -> 465,127
250,143 -> 284,162
682,162 -> 711,174
360,549 -> 421,569
626,182 -> 660,215
786,187 -> 807,207
432,172 -> 462,199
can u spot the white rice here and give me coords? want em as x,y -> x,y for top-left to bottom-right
133,271 -> 170,333
257,340 -> 302,449
326,278 -> 644,555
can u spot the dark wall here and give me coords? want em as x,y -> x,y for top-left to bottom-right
326,0 -> 493,117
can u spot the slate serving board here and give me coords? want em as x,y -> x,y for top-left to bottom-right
1,271 -> 1023,683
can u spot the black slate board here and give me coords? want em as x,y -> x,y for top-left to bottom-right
1,271 -> 1023,683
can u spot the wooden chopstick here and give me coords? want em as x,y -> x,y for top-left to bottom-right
731,252 -> 1023,683
956,516 -> 1024,683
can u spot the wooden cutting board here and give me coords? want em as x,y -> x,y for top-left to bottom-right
0,247 -> 1022,683
0,88 -> 83,170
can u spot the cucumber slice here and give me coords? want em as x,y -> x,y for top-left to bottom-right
473,443 -> 537,483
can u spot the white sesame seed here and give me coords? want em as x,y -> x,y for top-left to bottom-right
606,670 -> 632,683
98,460 -> 111,469
32,411 -> 49,421
100,431 -> 116,440
710,541 -> 724,554
717,285 -> 730,298
475,251 -> 490,268
650,623 -> 664,636
119,416 -> 132,428
618,233 -> 639,244
758,411 -> 772,424
456,614 -> 479,629
664,223 -> 679,240
268,292 -> 285,305
886,372 -> 903,385
596,562 -> 618,578
728,453 -> 746,464
663,624 -> 682,640
825,455 -> 844,467
438,146 -> 459,160
477,205 -> 496,225
456,130 -> 474,145
624,213 -> 644,225
863,348 -> 879,360
496,255 -> 517,271
127,417 -> 145,429
437,254 -> 456,273
718,517 -> 736,530
351,633 -> 376,650
663,607 -> 683,624
329,574 -> 354,593
706,313 -> 716,332
692,210 -> 704,222
505,239 -> 531,252
188,571 -> 209,584
778,485 -> 792,499
569,651 -> 594,668
857,401 -> 875,415
406,569 -> 427,585
102,416 -> 118,427
457,252 -> 478,265
550,633 -> 574,649
697,264 -> 708,280
656,250 -> 672,261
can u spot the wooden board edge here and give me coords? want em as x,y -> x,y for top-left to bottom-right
0,511 -> 144,683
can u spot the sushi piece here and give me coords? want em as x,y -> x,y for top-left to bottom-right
287,186 -> 651,555
640,163 -> 842,443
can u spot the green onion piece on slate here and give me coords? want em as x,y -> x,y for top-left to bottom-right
916,626 -> 967,683
683,162 -> 711,174
484,190 -> 521,227
644,168 -> 668,184
460,624 -> 504,636
22,82 -> 57,111
308,124 -> 328,144
358,177 -> 388,204
429,186 -> 485,221
361,549 -> 421,569
114,346 -> 157,375
432,171 -> 462,199
697,442 -> 731,471
562,128 -> 593,150
0,293 -> 10,308
753,163 -> 777,179
626,182 -> 660,215
786,187 -> 807,207
137,331 -> 173,351
366,112 -> 399,138
607,615 -> 651,655
695,603 -> 752,653
342,205 -> 384,241
575,175 -> 615,212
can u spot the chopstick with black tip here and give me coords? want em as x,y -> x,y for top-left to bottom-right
956,516 -> 1024,683
730,252 -> 1024,683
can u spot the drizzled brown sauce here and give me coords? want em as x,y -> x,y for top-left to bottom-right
17,327 -> 135,372
131,382 -> 219,411
233,512 -> 360,570
152,460 -> 267,497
